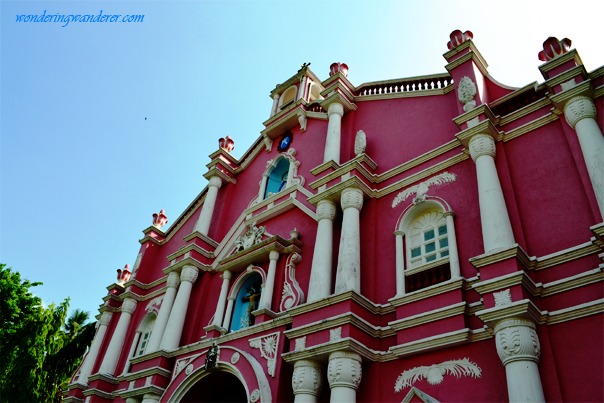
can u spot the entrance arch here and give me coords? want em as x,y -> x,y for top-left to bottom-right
181,371 -> 247,403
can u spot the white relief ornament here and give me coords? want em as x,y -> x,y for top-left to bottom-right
494,289 -> 512,307
173,354 -> 201,379
280,253 -> 304,311
185,364 -> 194,375
145,295 -> 164,314
231,352 -> 240,364
354,130 -> 367,156
457,76 -> 477,112
495,319 -> 541,365
392,172 -> 457,207
250,389 -> 260,402
295,336 -> 306,351
329,327 -> 342,341
394,358 -> 482,392
235,222 -> 266,252
249,332 -> 280,377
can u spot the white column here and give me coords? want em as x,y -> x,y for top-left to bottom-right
292,360 -> 322,403
146,271 -> 180,352
394,230 -> 405,296
444,212 -> 461,279
125,398 -> 140,403
271,93 -> 280,116
327,351 -> 362,403
141,393 -> 161,403
469,134 -> 515,253
211,270 -> 232,327
259,250 -> 280,310
194,176 -> 223,236
335,188 -> 364,294
160,266 -> 198,351
323,102 -> 344,164
77,311 -> 112,384
99,298 -> 138,376
257,173 -> 269,201
564,96 -> 604,216
221,296 -> 236,330
308,200 -> 337,302
495,319 -> 545,402
121,331 -> 141,375
298,76 -> 307,101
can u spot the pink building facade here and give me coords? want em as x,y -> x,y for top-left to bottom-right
67,31 -> 604,402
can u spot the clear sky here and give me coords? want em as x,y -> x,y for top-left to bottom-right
1,0 -> 602,320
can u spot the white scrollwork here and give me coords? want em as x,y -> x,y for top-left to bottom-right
394,358 -> 482,392
493,289 -> 512,307
327,351 -> 362,390
249,332 -> 280,377
235,222 -> 266,252
173,353 -> 201,379
495,319 -> 540,365
392,172 -> 457,207
280,253 -> 304,311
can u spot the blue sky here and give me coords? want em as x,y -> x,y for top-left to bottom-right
2,0 -> 602,319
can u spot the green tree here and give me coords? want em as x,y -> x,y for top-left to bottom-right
0,264 -> 95,403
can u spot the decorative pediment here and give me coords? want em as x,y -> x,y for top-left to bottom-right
401,387 -> 440,403
235,222 -> 266,252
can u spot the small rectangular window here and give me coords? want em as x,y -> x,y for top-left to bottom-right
411,247 -> 421,258
438,225 -> 447,236
441,250 -> 449,258
439,238 -> 449,248
424,229 -> 435,241
426,254 -> 437,262
425,242 -> 436,253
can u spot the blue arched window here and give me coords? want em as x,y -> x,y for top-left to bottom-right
230,273 -> 263,332
264,158 -> 290,199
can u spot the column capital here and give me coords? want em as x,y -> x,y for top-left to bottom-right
564,96 -> 597,129
292,360 -> 322,396
99,311 -> 113,326
121,298 -> 138,314
327,102 -> 344,117
327,351 -> 362,390
166,271 -> 181,288
208,176 -> 223,189
180,265 -> 199,284
269,250 -> 280,261
340,187 -> 363,211
316,199 -> 337,221
221,270 -> 232,280
469,133 -> 496,161
495,318 -> 540,365
393,230 -> 405,237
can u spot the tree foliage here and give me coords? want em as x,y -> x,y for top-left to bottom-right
0,264 -> 95,402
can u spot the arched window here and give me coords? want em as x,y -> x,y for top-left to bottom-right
395,199 -> 460,295
264,158 -> 290,199
136,316 -> 155,357
230,273 -> 263,332
122,312 -> 156,374
278,86 -> 297,110
307,82 -> 322,102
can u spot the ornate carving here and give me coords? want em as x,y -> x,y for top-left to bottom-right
493,289 -> 512,307
316,199 -> 336,221
173,353 -> 201,379
447,29 -> 473,50
292,360 -> 322,396
235,222 -> 266,252
341,188 -> 363,211
329,62 -> 349,77
395,358 -> 482,391
167,271 -> 181,288
145,295 -> 164,314
152,209 -> 168,229
327,351 -> 362,390
180,266 -> 199,284
117,264 -> 132,286
219,135 -> 235,153
354,130 -> 367,156
280,253 -> 304,311
457,76 -> 477,111
495,319 -> 540,365
121,298 -> 137,314
230,352 -> 240,364
99,311 -> 113,326
249,332 -> 280,377
330,327 -> 342,341
297,110 -> 307,132
564,96 -> 597,129
294,337 -> 306,352
392,172 -> 457,207
250,389 -> 260,402
468,134 -> 496,161
560,78 -> 576,92
538,36 -> 572,61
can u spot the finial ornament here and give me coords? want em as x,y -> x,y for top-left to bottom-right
152,209 -> 168,229
538,37 -> 572,61
354,130 -> 367,156
458,76 -> 477,112
329,62 -> 349,77
116,264 -> 131,286
447,29 -> 473,50
219,135 -> 235,153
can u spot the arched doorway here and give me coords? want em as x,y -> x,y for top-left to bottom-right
181,370 -> 247,402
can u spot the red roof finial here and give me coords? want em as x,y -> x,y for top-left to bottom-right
152,209 -> 168,229
117,264 -> 131,286
219,136 -> 235,153
538,37 -> 572,62
329,62 -> 349,77
447,29 -> 473,50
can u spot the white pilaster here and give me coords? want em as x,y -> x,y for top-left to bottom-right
298,76 -> 307,101
212,270 -> 232,327
194,176 -> 223,236
259,250 -> 280,310
394,230 -> 405,296
327,351 -> 362,403
141,393 -> 161,403
308,200 -> 336,302
564,96 -> 604,216
444,212 -> 461,279
99,298 -> 137,376
222,296 -> 236,330
146,271 -> 180,353
292,360 -> 322,403
323,102 -> 344,164
335,188 -> 364,294
121,330 -> 141,374
469,134 -> 515,253
77,311 -> 112,384
160,266 -> 198,351
495,319 -> 545,402
271,93 -> 280,117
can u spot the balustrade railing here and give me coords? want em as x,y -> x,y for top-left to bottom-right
356,74 -> 453,97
